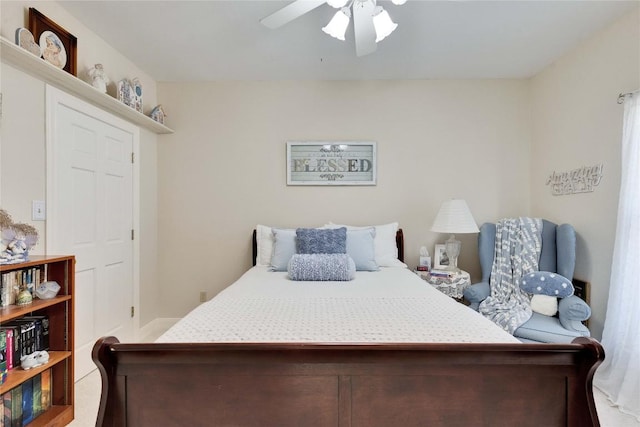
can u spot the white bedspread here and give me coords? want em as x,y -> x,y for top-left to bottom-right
157,267 -> 519,344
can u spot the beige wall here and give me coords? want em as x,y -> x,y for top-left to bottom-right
0,1 -> 160,326
530,9 -> 639,339
157,80 -> 532,317
2,1 -> 636,339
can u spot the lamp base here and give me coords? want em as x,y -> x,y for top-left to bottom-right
444,235 -> 461,272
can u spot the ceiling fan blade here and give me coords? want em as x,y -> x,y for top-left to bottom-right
260,0 -> 327,29
352,0 -> 377,57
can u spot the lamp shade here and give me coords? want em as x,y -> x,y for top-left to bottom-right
430,199 -> 480,234
372,7 -> 397,42
322,8 -> 351,40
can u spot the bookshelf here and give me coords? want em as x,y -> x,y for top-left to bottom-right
0,36 -> 174,135
1,255 -> 75,426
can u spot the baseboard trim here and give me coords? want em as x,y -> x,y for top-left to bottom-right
137,317 -> 180,342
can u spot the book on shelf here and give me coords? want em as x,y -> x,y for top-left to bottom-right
32,373 -> 42,419
10,384 -> 22,427
0,267 -> 43,308
1,328 -> 14,371
0,370 -> 50,427
3,390 -> 12,427
19,316 -> 49,352
429,269 -> 454,278
0,330 -> 6,386
0,327 -> 20,372
21,378 -> 33,426
40,369 -> 51,411
1,315 -> 49,368
2,321 -> 34,359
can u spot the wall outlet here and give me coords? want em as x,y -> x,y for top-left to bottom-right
199,291 -> 207,302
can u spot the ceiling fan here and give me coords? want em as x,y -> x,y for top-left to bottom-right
260,0 -> 407,57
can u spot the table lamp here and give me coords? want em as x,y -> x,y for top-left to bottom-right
430,199 -> 480,272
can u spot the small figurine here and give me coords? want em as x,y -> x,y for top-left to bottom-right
88,64 -> 109,93
20,351 -> 49,370
150,105 -> 167,125
131,78 -> 143,113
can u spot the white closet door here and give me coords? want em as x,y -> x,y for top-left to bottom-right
46,86 -> 138,380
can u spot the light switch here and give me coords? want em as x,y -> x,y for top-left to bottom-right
32,200 -> 46,221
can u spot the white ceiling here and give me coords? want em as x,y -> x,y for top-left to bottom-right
58,0 -> 638,81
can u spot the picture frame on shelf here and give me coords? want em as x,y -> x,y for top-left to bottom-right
28,8 -> 77,76
287,141 -> 377,186
434,244 -> 450,269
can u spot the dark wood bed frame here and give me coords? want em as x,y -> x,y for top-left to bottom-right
92,229 -> 604,427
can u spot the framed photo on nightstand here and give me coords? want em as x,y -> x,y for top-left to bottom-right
434,244 -> 449,269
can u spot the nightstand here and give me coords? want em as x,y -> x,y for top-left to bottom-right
416,270 -> 471,302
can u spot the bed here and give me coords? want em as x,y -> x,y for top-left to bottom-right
93,226 -> 604,426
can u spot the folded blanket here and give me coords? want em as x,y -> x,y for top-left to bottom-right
479,217 -> 542,334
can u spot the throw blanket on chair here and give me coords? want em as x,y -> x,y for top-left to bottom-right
479,217 -> 543,334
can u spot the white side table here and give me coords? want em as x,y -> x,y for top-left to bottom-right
416,270 -> 471,301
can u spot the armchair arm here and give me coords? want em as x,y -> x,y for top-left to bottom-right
558,295 -> 591,335
463,281 -> 491,311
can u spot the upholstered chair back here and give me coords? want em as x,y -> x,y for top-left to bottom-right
478,219 -> 576,282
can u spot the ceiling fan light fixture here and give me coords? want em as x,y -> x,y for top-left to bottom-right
390,0 -> 407,5
322,8 -> 351,41
326,0 -> 349,8
372,7 -> 397,42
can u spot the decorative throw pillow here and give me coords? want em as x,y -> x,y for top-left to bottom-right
255,224 -> 274,267
296,227 -> 347,254
520,271 -> 574,298
288,254 -> 356,281
326,222 -> 406,268
530,294 -> 558,316
346,228 -> 378,271
270,228 -> 297,271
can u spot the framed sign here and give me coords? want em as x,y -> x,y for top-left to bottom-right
287,142 -> 377,186
29,8 -> 77,76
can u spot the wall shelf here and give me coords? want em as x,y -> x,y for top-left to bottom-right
1,36 -> 174,134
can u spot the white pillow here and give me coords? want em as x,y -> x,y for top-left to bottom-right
255,225 -> 274,267
326,222 -> 406,268
530,294 -> 558,316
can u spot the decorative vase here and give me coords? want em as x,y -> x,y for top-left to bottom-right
16,289 -> 33,306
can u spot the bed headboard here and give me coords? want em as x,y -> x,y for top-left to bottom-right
252,228 -> 404,266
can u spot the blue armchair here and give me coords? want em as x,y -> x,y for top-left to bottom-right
463,220 -> 591,343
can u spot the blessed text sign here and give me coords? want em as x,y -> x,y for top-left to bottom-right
287,142 -> 377,185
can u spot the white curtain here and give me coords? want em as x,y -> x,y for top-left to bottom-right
594,91 -> 640,421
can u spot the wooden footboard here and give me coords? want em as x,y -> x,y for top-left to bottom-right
92,337 -> 603,427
